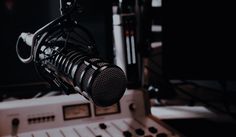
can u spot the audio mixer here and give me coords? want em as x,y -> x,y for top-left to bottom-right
0,90 -> 181,137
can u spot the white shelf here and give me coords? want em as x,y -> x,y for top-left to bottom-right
152,25 -> 162,32
152,0 -> 162,7
151,106 -> 217,119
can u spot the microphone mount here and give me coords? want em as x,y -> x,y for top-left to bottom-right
16,0 -> 85,64
60,0 -> 83,16
16,0 -> 96,93
15,0 -> 127,106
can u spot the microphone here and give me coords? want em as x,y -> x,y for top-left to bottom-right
42,46 -> 126,107
16,17 -> 127,107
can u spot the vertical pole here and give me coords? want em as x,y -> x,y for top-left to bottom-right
60,0 -> 75,15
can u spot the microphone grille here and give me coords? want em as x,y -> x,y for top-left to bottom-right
91,67 -> 127,106
72,56 -> 127,107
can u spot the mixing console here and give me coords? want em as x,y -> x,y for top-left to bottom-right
0,90 -> 181,137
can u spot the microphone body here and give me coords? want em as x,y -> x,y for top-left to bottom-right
38,44 -> 127,107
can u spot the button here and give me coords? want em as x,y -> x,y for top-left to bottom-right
37,118 -> 41,122
42,117 -> 46,122
145,135 -> 154,137
46,116 -> 51,121
123,131 -> 132,137
51,115 -> 55,121
99,123 -> 107,129
135,128 -> 145,136
32,118 -> 37,123
149,127 -> 158,134
156,133 -> 168,137
28,119 -> 32,124
96,136 -> 102,137
11,118 -> 20,137
12,118 -> 20,126
129,103 -> 136,111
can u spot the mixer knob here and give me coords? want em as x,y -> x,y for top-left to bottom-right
123,131 -> 132,137
129,103 -> 136,111
11,118 -> 20,136
99,123 -> 107,129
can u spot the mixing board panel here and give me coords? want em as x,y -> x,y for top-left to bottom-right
0,90 -> 181,137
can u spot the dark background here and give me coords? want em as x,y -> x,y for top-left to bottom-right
0,0 -> 113,93
163,0 -> 236,80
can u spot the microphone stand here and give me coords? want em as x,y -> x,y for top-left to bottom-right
16,0 -> 91,94
16,0 -> 126,107
59,0 -> 82,18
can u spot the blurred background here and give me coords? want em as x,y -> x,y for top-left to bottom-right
1,0 -> 236,136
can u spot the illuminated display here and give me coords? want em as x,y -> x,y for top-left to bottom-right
63,104 -> 91,120
94,103 -> 120,116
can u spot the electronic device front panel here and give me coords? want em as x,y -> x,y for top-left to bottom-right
0,90 -> 181,137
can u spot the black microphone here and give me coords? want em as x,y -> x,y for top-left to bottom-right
42,46 -> 126,107
16,18 -> 127,107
